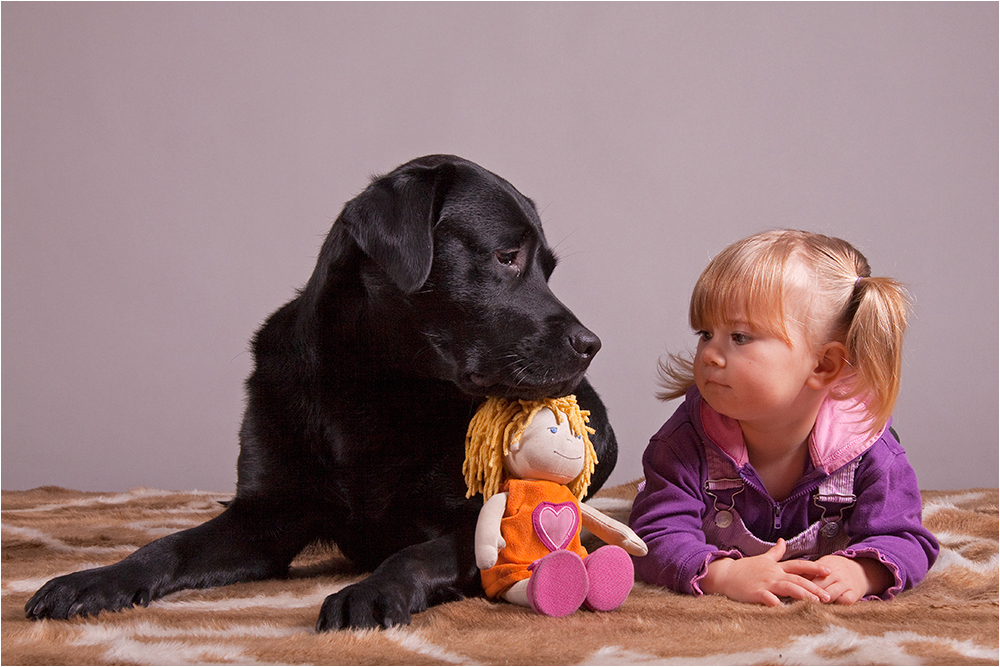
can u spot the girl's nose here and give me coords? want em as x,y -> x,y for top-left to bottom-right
700,339 -> 725,367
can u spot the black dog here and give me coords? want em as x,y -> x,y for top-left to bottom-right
25,155 -> 617,631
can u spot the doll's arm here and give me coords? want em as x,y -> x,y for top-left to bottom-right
580,502 -> 648,557
475,492 -> 509,570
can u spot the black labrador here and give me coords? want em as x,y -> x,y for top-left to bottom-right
25,155 -> 617,631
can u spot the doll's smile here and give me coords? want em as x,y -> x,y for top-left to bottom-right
553,450 -> 582,461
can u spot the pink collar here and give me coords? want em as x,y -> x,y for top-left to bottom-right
699,392 -> 882,474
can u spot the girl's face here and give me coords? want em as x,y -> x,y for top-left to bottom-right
693,314 -> 821,432
504,408 -> 585,484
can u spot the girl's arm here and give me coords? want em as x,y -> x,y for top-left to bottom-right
580,503 -> 647,556
629,421 -> 741,594
823,437 -> 939,600
475,492 -> 508,570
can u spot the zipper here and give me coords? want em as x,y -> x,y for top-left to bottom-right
743,471 -> 820,535
741,475 -> 788,531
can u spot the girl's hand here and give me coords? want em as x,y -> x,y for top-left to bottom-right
812,555 -> 892,605
701,539 -> 833,606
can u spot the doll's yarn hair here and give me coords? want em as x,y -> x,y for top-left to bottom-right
464,395 -> 597,502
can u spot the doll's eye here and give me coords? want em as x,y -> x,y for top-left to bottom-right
549,427 -> 559,434
576,434 -> 583,439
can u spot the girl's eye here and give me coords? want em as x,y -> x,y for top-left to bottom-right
695,330 -> 712,342
548,427 -> 559,434
731,332 -> 752,345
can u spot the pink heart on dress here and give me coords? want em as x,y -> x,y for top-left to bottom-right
532,501 -> 580,552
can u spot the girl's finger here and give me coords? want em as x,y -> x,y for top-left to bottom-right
819,580 -> 849,604
779,575 -> 832,603
834,588 -> 863,605
764,538 -> 787,562
758,590 -> 783,607
771,581 -> 820,603
780,559 -> 831,578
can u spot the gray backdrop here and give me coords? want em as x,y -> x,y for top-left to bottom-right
4,3 -> 997,493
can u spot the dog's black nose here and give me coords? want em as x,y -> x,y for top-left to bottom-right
568,325 -> 602,359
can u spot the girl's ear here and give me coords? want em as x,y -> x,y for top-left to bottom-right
807,342 -> 849,389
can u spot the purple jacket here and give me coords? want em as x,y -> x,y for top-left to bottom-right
629,386 -> 939,599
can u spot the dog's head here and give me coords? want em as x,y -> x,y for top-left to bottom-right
337,155 -> 600,400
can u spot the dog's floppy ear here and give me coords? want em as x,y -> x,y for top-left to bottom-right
341,164 -> 451,293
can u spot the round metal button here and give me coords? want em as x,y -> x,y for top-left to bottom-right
714,510 -> 733,528
821,521 -> 840,538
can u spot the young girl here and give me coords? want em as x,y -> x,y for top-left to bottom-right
629,230 -> 938,606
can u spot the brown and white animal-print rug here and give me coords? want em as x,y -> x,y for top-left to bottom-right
2,483 -> 997,665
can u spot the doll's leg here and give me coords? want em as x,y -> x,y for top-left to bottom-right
524,550 -> 588,617
501,580 -> 531,607
582,545 -> 634,612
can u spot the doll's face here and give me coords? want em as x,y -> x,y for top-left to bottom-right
504,408 -> 585,484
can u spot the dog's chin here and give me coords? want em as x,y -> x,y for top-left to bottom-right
460,372 -> 585,401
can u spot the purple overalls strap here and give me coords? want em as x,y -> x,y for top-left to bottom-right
702,444 -> 859,560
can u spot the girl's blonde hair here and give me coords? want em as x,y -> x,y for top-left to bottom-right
658,229 -> 909,434
464,395 -> 597,501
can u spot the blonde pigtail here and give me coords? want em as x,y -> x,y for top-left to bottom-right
841,275 -> 910,432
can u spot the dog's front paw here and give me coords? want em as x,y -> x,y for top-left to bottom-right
25,565 -> 152,620
316,580 -> 412,631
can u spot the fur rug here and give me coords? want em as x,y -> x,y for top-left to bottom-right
2,483 -> 997,665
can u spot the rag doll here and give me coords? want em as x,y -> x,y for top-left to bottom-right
464,395 -> 648,617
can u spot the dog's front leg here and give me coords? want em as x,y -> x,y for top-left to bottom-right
316,529 -> 480,631
25,500 -> 314,620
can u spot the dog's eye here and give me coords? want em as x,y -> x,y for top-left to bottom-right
495,250 -> 519,266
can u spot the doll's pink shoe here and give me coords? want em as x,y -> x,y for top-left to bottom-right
583,545 -> 634,612
525,550 -> 588,617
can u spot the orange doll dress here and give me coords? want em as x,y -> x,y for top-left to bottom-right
480,478 -> 589,598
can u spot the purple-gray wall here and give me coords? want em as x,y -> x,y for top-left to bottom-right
3,3 -> 997,492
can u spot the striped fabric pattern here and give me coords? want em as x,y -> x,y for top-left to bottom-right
2,483 -> 996,665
